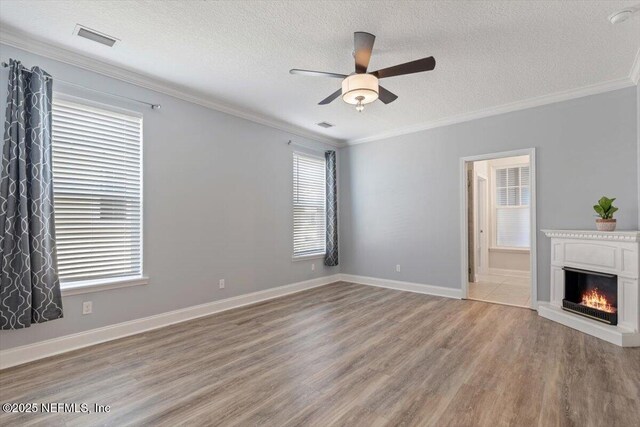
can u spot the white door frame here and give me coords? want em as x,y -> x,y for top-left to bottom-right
459,148 -> 537,310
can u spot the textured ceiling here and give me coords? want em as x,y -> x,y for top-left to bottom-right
0,0 -> 638,143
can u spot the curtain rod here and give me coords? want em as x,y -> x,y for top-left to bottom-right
1,62 -> 161,110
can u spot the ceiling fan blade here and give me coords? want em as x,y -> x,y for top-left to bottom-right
370,56 -> 436,79
319,88 -> 342,105
289,69 -> 348,79
378,86 -> 398,104
354,31 -> 376,73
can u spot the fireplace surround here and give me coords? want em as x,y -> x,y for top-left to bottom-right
539,230 -> 639,347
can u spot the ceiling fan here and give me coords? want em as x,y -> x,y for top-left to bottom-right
290,31 -> 436,112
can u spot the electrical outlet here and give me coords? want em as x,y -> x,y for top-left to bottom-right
82,301 -> 92,315
219,279 -> 225,289
396,264 -> 401,273
311,263 -> 315,271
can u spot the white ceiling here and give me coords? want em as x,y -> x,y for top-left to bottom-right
0,1 -> 638,144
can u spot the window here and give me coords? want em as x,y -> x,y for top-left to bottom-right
292,152 -> 326,258
494,165 -> 530,248
51,98 -> 143,283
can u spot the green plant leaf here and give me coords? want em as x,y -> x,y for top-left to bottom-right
594,197 -> 619,218
598,196 -> 612,211
593,205 -> 605,218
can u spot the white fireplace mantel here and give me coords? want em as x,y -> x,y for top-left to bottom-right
542,229 -> 640,242
538,229 -> 640,347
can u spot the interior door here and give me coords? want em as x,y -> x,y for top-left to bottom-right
476,176 -> 487,277
467,165 -> 475,283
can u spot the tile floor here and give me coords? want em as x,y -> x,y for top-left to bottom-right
468,274 -> 531,308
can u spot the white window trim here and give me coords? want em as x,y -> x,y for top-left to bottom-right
61,276 -> 149,296
291,253 -> 326,262
52,92 -> 147,291
490,162 -> 530,250
292,151 -> 327,260
489,247 -> 530,254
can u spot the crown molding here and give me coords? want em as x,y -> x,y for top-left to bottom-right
1,27 -> 635,150
346,76 -> 635,145
630,48 -> 640,85
0,28 -> 344,148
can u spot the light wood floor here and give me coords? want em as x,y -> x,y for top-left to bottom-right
1,282 -> 639,427
468,276 -> 531,308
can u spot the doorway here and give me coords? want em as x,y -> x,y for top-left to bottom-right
461,149 -> 537,309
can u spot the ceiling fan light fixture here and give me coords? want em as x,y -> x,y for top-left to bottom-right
341,74 -> 378,108
608,5 -> 640,23
292,32 -> 435,108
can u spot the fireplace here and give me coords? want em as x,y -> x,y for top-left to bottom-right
562,267 -> 617,325
540,230 -> 639,347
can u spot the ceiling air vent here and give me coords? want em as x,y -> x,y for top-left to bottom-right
317,122 -> 334,128
74,24 -> 118,47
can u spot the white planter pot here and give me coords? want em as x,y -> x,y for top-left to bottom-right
596,219 -> 617,232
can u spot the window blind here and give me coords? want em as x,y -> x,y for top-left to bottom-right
496,208 -> 530,248
495,166 -> 530,248
293,152 -> 326,257
51,99 -> 143,282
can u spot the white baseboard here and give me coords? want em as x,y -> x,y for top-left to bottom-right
476,269 -> 530,283
1,273 -> 464,369
340,274 -> 462,299
0,274 -> 341,370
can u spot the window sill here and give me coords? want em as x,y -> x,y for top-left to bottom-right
61,276 -> 149,296
489,247 -> 530,254
292,253 -> 326,262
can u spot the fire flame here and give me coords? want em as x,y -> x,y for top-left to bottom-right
581,288 -> 616,314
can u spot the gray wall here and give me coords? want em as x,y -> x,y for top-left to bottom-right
489,250 -> 529,272
0,44 -> 338,350
1,42 -> 637,351
339,87 -> 638,301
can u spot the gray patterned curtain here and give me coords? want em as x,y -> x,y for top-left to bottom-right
0,59 -> 63,329
325,150 -> 338,266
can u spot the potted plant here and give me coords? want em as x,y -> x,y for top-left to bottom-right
593,196 -> 618,231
